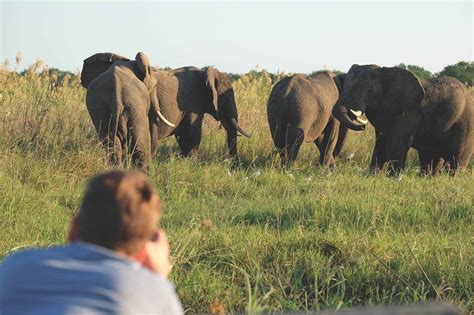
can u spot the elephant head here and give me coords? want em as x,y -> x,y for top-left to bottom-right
332,64 -> 380,131
205,67 -> 251,157
333,65 -> 426,173
333,65 -> 425,130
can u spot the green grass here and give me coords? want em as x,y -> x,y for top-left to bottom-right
0,65 -> 473,313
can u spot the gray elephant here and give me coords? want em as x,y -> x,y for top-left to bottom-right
82,52 -> 174,171
332,64 -> 473,175
82,53 -> 250,166
267,71 -> 350,167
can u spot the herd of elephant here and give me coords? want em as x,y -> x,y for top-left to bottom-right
81,52 -> 473,175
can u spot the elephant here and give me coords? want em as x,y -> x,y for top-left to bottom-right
267,71 -> 350,167
150,66 -> 251,161
82,52 -> 174,172
332,64 -> 473,175
82,53 -> 250,166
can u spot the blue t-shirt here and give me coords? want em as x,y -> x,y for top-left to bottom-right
0,242 -> 183,315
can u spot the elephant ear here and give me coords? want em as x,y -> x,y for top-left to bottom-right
334,73 -> 346,95
380,67 -> 425,114
81,52 -> 130,89
205,67 -> 220,121
135,52 -> 156,92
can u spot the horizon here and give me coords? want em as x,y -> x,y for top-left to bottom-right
1,1 -> 472,74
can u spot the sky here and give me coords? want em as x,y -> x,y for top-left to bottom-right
1,1 -> 472,74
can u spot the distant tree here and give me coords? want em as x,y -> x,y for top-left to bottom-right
225,72 -> 241,82
396,63 -> 433,80
309,69 -> 344,76
45,68 -> 77,82
438,61 -> 474,87
20,67 -> 75,80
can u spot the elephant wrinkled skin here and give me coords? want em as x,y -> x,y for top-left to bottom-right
333,64 -> 474,175
267,71 -> 350,167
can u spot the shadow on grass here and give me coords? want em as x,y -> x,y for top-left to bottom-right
231,208 -> 311,230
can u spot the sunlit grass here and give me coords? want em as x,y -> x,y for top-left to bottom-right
0,64 -> 473,313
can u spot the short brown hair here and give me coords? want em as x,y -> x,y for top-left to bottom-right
78,170 -> 161,255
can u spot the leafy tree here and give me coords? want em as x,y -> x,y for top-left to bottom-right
310,69 -> 344,76
438,61 -> 474,86
396,63 -> 433,80
225,72 -> 241,82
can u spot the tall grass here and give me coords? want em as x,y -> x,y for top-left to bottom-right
0,63 -> 473,314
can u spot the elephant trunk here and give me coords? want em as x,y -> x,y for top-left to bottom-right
332,93 -> 368,131
218,98 -> 251,138
226,127 -> 238,159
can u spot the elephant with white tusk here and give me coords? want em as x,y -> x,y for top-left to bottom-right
82,53 -> 251,168
332,64 -> 473,175
82,52 -> 174,172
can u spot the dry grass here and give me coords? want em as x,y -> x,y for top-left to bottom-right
0,62 -> 473,313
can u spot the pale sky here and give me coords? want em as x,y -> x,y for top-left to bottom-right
1,1 -> 473,74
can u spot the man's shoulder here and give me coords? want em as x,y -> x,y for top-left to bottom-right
1,243 -> 167,286
0,244 -> 183,315
2,245 -> 64,267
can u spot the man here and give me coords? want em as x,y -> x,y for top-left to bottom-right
0,170 -> 183,314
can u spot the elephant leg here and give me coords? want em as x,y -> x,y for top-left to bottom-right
111,135 -> 123,166
418,149 -> 433,175
282,123 -> 304,167
110,118 -> 127,167
86,101 -> 113,155
418,149 -> 442,176
333,124 -> 348,158
370,130 -> 387,174
271,124 -> 284,154
315,118 -> 339,167
448,143 -> 473,174
175,113 -> 203,157
226,128 -> 238,165
444,153 -> 460,176
271,124 -> 288,163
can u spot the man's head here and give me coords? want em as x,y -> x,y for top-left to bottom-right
74,170 -> 161,256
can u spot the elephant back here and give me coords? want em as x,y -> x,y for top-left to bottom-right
422,76 -> 469,132
81,53 -> 130,89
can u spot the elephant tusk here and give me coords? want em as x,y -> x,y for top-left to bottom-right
156,110 -> 176,127
356,116 -> 368,125
350,109 -> 363,117
231,118 -> 251,138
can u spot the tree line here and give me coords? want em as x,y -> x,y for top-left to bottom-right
5,58 -> 473,87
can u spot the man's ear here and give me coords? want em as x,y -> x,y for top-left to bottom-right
68,216 -> 80,242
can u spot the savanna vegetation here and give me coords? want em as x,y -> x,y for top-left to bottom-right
0,58 -> 473,314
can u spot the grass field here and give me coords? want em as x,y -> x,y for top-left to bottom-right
0,63 -> 473,314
